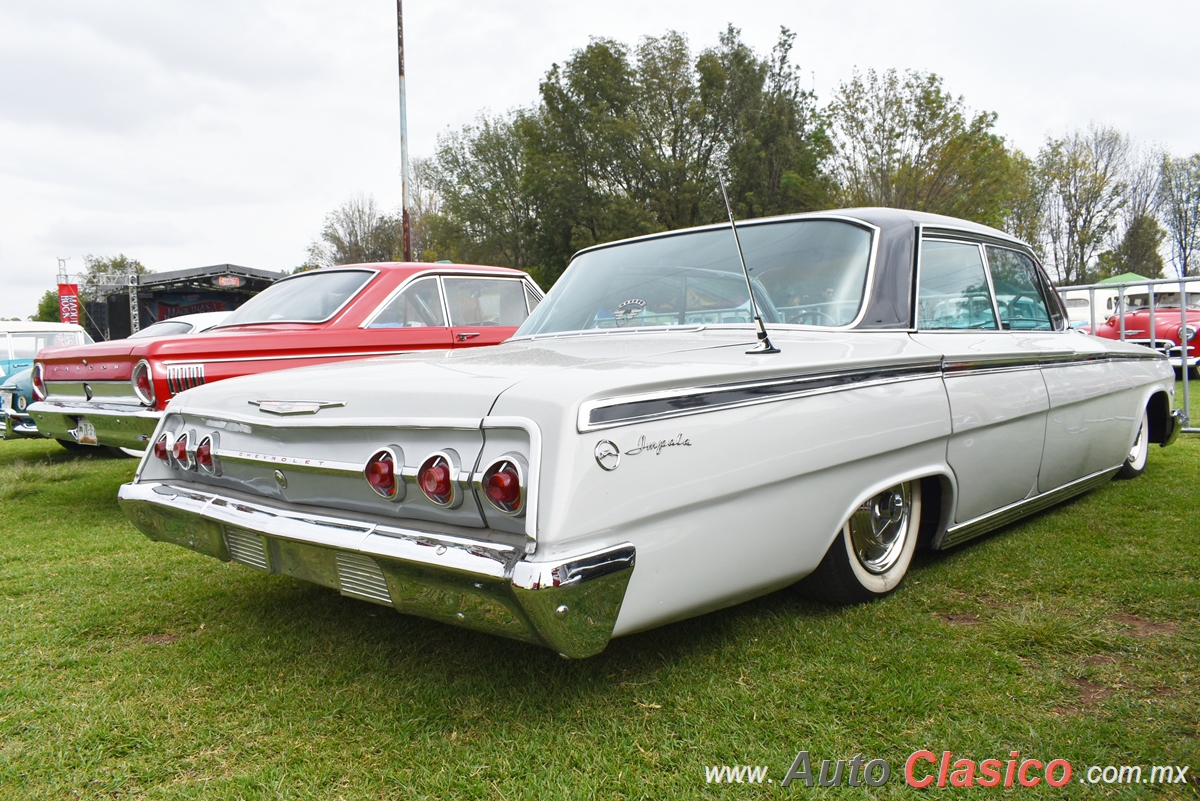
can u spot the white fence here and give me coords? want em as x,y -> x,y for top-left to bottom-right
1057,276 -> 1198,435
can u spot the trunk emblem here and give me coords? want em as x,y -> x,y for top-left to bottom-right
249,400 -> 346,416
594,440 -> 621,471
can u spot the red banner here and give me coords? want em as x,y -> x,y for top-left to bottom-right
57,284 -> 80,325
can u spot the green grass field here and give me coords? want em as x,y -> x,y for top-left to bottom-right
1,434 -> 1197,800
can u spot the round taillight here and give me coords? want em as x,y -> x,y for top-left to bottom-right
482,460 -> 522,514
195,436 -> 215,473
172,432 -> 192,469
31,364 -> 47,401
132,360 -> 156,406
153,434 -> 170,463
418,454 -> 454,506
365,450 -> 398,498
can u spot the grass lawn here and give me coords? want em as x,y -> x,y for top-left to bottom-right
1,434 -> 1197,799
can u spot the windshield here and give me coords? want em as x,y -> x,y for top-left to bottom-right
220,270 -> 374,325
515,219 -> 873,337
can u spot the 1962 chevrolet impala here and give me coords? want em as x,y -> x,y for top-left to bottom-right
117,209 -> 1182,658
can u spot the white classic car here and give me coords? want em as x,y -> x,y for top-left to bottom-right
118,209 -> 1183,658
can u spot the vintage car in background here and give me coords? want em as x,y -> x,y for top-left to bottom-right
29,263 -> 543,452
117,209 -> 1181,658
1088,282 -> 1200,377
1,367 -> 38,440
128,311 -> 231,339
0,321 -> 92,381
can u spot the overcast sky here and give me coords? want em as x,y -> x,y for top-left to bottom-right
2,0 -> 1198,319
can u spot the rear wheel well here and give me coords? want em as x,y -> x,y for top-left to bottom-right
1146,391 -> 1173,445
917,475 -> 952,549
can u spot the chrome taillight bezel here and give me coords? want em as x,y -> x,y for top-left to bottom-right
31,363 -> 47,401
195,434 -> 220,475
364,447 -> 404,500
417,451 -> 460,508
132,359 -> 156,406
478,455 -> 525,516
172,430 -> 193,470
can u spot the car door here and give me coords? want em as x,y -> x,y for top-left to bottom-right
984,245 -> 1134,490
910,237 -> 1049,524
442,276 -> 538,348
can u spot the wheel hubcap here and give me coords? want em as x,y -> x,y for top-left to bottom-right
849,483 -> 911,574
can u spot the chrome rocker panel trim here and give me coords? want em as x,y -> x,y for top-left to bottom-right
28,400 -> 162,449
117,480 -> 635,658
934,466 -> 1120,550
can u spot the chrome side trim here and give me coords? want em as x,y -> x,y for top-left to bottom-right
161,349 -> 418,367
167,364 -> 206,395
578,361 -> 942,432
935,466 -> 1119,549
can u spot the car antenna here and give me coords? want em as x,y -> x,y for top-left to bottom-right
718,174 -> 779,354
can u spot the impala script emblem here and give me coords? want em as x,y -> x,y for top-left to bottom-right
594,440 -> 621,471
626,433 -> 692,456
249,399 -> 346,416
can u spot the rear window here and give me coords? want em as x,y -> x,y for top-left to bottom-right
221,270 -> 373,325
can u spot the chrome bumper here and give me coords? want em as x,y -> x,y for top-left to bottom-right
3,412 -> 43,440
118,481 -> 635,658
28,401 -> 161,449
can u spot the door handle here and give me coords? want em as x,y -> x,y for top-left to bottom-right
457,332 -> 481,341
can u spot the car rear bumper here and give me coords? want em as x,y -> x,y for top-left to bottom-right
3,412 -> 43,439
117,480 -> 635,658
27,401 -> 161,449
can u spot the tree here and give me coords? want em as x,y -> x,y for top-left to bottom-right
1002,151 -> 1047,257
79,254 -> 150,301
306,195 -> 401,267
1159,153 -> 1200,277
31,289 -> 61,322
827,69 -> 1020,227
1038,125 -> 1129,285
1094,213 -> 1165,279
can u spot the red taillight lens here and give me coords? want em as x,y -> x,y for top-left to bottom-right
365,450 -> 397,498
132,360 -> 156,406
172,432 -> 191,469
32,364 -> 47,401
153,434 -> 170,463
418,455 -> 453,505
195,437 -> 214,473
482,460 -> 522,513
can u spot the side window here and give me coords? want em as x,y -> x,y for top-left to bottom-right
443,278 -> 531,327
917,240 -> 997,330
985,247 -> 1053,331
369,278 -> 446,328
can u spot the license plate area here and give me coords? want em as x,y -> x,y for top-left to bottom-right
72,417 -> 98,445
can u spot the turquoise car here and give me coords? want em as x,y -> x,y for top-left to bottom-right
1,367 -> 41,440
0,322 -> 92,381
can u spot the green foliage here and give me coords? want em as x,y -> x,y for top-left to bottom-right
828,69 -> 1020,227
425,26 -> 830,287
79,254 -> 150,302
30,288 -> 61,322
1095,213 -> 1165,279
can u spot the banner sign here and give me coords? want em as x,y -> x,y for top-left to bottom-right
57,284 -> 80,325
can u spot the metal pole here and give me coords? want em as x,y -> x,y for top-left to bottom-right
397,0 -> 412,262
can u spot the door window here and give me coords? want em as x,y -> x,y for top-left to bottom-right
985,247 -> 1053,330
443,277 -> 530,327
917,240 -> 997,330
369,278 -> 446,328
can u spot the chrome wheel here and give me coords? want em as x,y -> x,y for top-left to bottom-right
848,483 -> 911,574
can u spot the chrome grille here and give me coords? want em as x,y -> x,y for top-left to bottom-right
224,528 -> 270,571
167,364 -> 206,395
336,552 -> 393,606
